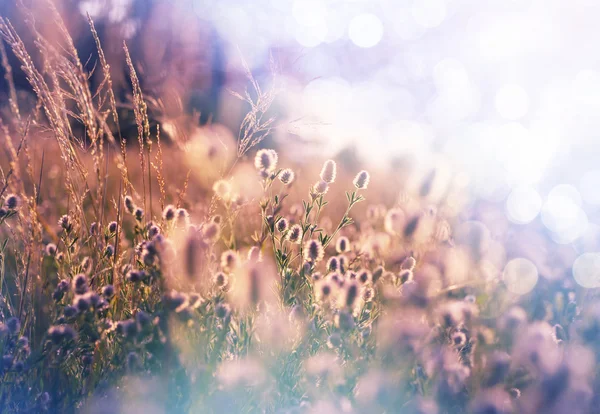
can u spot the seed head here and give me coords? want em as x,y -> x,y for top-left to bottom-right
286,224 -> 303,244
134,207 -> 144,221
58,215 -> 73,233
276,218 -> 289,233
401,256 -> 416,271
5,194 -> 19,210
327,256 -> 339,272
74,295 -> 91,312
104,244 -> 114,258
320,160 -> 337,184
215,302 -> 231,319
102,284 -> 115,299
279,168 -> 295,185
336,236 -> 349,253
357,270 -> 371,285
176,208 -> 189,227
45,243 -> 57,256
124,195 -> 135,213
221,250 -> 239,270
312,180 -> 329,196
162,205 -> 176,221
213,272 -> 228,288
254,149 -> 278,173
353,170 -> 370,189
73,274 -> 89,295
303,239 -> 324,263
398,269 -> 413,284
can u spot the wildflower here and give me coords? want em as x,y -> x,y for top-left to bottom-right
404,216 -> 420,238
353,170 -> 370,189
108,221 -> 118,233
176,208 -> 189,226
276,217 -> 289,233
102,285 -> 115,299
163,291 -> 188,312
45,243 -> 57,256
126,270 -> 147,283
221,250 -> 239,271
342,282 -> 359,309
148,224 -> 160,238
162,205 -> 176,221
398,269 -> 413,284
451,331 -> 467,347
336,236 -> 349,253
312,180 -> 329,195
303,239 -> 324,263
215,302 -> 231,319
202,222 -> 220,242
104,244 -> 114,258
74,295 -> 91,312
357,270 -> 371,285
337,255 -> 347,273
327,256 -> 339,272
134,207 -> 144,221
58,214 -> 73,233
213,179 -> 232,200
287,224 -> 302,244
317,281 -> 332,301
401,256 -> 416,271
6,317 -> 20,334
117,319 -> 138,339
47,325 -> 76,344
63,306 -> 78,318
254,149 -> 278,173
73,274 -> 88,295
279,168 -> 295,185
363,287 -> 375,302
213,272 -> 228,289
124,195 -> 135,213
320,160 -> 337,184
5,194 -> 19,210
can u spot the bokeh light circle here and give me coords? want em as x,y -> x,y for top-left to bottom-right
348,14 -> 384,48
506,185 -> 542,224
573,253 -> 600,288
503,258 -> 539,295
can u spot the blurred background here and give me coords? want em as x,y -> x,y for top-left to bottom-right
2,0 -> 600,287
